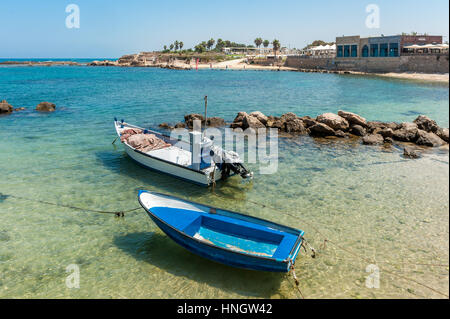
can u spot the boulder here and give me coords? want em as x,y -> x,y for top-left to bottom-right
366,121 -> 399,134
184,113 -> 204,128
230,112 -> 248,129
436,128 -> 449,143
249,111 -> 268,125
36,102 -> 56,112
384,137 -> 394,144
379,128 -> 394,139
413,115 -> 439,133
338,111 -> 367,127
350,125 -> 366,137
159,123 -> 173,130
242,114 -> 265,130
233,112 -> 248,123
362,134 -> 384,145
206,117 -> 226,127
0,100 -> 13,114
392,123 -> 419,142
14,107 -> 26,111
174,122 -> 186,129
280,112 -> 299,123
308,123 -> 336,137
415,130 -> 446,147
316,113 -> 349,131
403,147 -> 421,159
266,116 -> 285,130
300,117 -> 317,128
284,118 -> 307,134
335,130 -> 347,138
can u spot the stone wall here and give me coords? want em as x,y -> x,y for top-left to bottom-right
285,54 -> 449,73
402,55 -> 449,73
284,56 -> 334,70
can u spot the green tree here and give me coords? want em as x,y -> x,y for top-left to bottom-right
254,37 -> 263,48
169,43 -> 174,51
163,45 -> 167,51
174,40 -> 179,51
207,38 -> 215,50
272,39 -> 281,56
263,40 -> 270,48
195,43 -> 206,53
179,41 -> 184,51
215,38 -> 224,51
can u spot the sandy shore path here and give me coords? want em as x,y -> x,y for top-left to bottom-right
375,72 -> 449,83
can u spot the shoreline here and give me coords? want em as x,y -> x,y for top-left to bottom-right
1,59 -> 448,83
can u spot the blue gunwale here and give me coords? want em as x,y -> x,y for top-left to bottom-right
138,190 -> 305,271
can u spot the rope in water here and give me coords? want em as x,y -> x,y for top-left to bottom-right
1,189 -> 448,297
0,192 -> 141,217
210,191 -> 450,298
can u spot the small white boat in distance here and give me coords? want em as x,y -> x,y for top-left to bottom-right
114,118 -> 253,186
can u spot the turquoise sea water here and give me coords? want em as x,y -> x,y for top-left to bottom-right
0,66 -> 448,299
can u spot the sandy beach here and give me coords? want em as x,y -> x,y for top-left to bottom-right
169,58 -> 450,82
374,72 -> 449,83
170,58 -> 298,71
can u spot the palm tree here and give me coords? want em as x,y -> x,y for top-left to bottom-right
207,38 -> 215,51
179,41 -> 184,51
263,40 -> 270,48
254,37 -> 263,48
272,39 -> 281,56
174,40 -> 179,51
169,44 -> 174,51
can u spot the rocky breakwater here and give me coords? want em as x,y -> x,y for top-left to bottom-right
88,60 -> 119,66
159,113 -> 226,130
229,110 -> 448,155
158,110 -> 448,156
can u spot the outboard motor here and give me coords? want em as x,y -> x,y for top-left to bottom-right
206,138 -> 253,180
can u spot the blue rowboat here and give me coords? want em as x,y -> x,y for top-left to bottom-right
138,190 -> 305,272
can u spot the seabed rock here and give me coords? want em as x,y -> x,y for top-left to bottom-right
0,100 -> 13,114
403,147 -> 421,159
36,102 -> 56,112
362,134 -> 384,145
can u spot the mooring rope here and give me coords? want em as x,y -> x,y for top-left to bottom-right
210,191 -> 450,298
289,266 -> 305,299
1,189 -> 448,297
0,192 -> 141,217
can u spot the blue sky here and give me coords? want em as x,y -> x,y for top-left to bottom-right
1,0 -> 448,58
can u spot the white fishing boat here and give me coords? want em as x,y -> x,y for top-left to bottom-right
114,118 -> 252,186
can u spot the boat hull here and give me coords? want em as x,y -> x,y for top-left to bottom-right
115,120 -> 222,186
139,191 -> 304,273
123,143 -> 221,186
149,214 -> 292,272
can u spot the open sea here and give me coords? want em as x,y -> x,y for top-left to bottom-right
0,65 -> 448,298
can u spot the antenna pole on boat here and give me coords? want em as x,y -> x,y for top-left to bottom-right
204,95 -> 208,130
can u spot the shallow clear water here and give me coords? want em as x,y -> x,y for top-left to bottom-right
0,66 -> 448,299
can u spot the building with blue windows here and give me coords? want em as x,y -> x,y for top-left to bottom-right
336,35 -> 404,59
